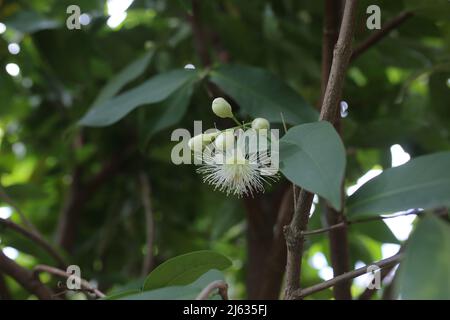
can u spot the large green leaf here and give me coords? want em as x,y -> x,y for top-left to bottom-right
279,121 -> 346,210
142,250 -> 232,291
143,77 -> 196,142
209,64 -> 318,124
347,152 -> 450,218
91,51 -> 154,108
350,220 -> 399,244
78,69 -> 199,127
121,269 -> 225,300
395,215 -> 450,299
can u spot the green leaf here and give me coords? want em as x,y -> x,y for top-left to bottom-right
209,64 -> 318,124
143,77 -> 196,142
4,11 -> 59,33
78,69 -> 199,127
103,289 -> 140,300
279,121 -> 346,210
123,269 -> 225,300
395,215 -> 450,299
350,220 -> 399,244
91,51 -> 154,108
347,152 -> 450,218
142,250 -> 232,291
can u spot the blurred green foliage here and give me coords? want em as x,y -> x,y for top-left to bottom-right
0,0 -> 449,300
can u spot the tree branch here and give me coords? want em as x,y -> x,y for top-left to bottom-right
0,272 -> 11,300
189,0 -> 211,67
33,264 -> 105,299
320,0 -> 352,300
351,11 -> 413,62
358,265 -> 395,300
0,250 -> 54,300
0,218 -> 66,268
139,172 -> 155,276
292,253 -> 403,299
284,0 -> 358,300
57,147 -> 132,252
326,206 -> 352,299
196,280 -> 228,300
320,0 -> 342,106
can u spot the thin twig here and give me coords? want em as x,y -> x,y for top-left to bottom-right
292,253 -> 403,299
196,280 -> 229,300
0,184 -> 38,233
139,172 -> 155,276
33,265 -> 105,298
351,11 -> 413,62
303,210 -> 421,236
0,218 -> 66,267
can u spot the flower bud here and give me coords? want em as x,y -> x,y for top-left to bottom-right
212,97 -> 233,118
251,117 -> 270,130
215,130 -> 235,151
188,132 -> 219,151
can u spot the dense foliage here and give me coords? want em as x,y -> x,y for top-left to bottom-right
0,0 -> 449,300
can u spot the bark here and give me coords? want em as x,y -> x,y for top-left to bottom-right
0,250 -> 54,300
284,0 -> 359,300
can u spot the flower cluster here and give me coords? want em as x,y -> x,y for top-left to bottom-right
188,98 -> 279,197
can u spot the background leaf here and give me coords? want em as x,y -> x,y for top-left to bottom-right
347,152 -> 450,218
142,250 -> 232,291
4,11 -> 59,33
209,64 -> 318,124
78,69 -> 199,127
91,50 -> 155,108
395,215 -> 450,299
279,121 -> 346,210
121,269 -> 225,300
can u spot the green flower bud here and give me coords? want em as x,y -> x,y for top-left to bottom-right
212,97 -> 233,118
251,117 -> 270,130
215,130 -> 235,151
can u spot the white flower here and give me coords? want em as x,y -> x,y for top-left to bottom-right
196,131 -> 278,197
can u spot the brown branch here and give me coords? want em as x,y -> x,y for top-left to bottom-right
320,0 -> 342,106
0,250 -> 54,300
57,148 -> 132,252
0,218 -> 66,267
292,253 -> 403,299
358,265 -> 394,300
0,272 -> 11,300
33,264 -> 105,298
326,206 -> 352,299
351,11 -> 413,62
320,0 -> 351,300
283,190 -> 314,299
139,172 -> 155,276
189,0 -> 211,67
196,280 -> 228,300
258,186 -> 293,299
319,0 -> 358,123
284,0 -> 358,300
